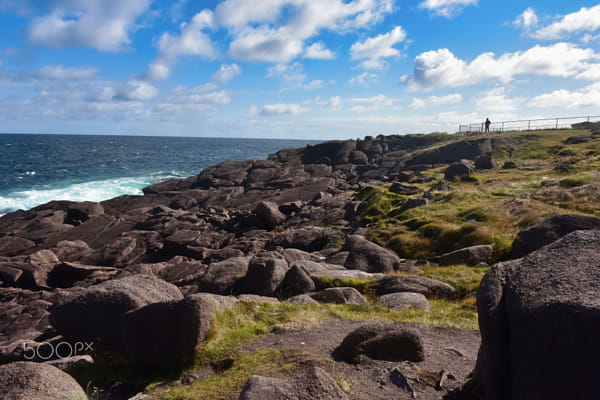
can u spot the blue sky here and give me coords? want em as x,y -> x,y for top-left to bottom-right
1,0 -> 599,139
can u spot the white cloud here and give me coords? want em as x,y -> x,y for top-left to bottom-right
410,43 -> 600,90
267,62 -> 306,84
419,0 -> 477,18
28,0 -> 151,51
529,82 -> 600,109
260,103 -> 309,116
37,65 -> 100,80
218,0 -> 393,63
350,26 -> 406,69
328,95 -> 342,109
115,80 -> 159,101
349,71 -> 378,86
304,42 -> 335,59
349,94 -> 395,112
211,63 -> 241,84
513,7 -> 538,30
474,88 -> 523,112
145,10 -> 217,80
302,80 -> 324,90
410,93 -> 462,109
534,5 -> 600,40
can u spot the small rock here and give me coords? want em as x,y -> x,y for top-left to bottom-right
310,287 -> 369,306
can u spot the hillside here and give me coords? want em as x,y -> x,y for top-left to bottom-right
1,125 -> 599,400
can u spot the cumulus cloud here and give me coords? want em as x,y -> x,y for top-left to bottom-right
37,65 -> 100,80
474,88 -> 523,112
419,0 -> 477,18
409,43 -> 600,90
349,71 -> 378,86
211,63 -> 241,84
350,26 -> 406,69
144,10 -> 217,80
218,0 -> 393,63
114,80 -> 159,101
260,103 -> 309,116
409,93 -> 462,109
267,62 -> 306,84
349,94 -> 395,112
513,7 -> 538,30
328,95 -> 342,109
529,82 -> 600,109
28,0 -> 151,51
304,42 -> 335,59
534,5 -> 600,40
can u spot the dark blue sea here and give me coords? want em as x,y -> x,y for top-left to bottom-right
0,134 -> 321,216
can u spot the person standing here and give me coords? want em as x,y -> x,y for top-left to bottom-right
485,118 -> 491,133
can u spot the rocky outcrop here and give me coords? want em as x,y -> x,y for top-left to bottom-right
238,367 -> 349,400
0,361 -> 87,400
122,294 -> 217,369
310,287 -> 369,306
476,230 -> 600,400
334,322 -> 424,362
510,213 -> 600,258
375,292 -> 430,311
343,235 -> 401,273
371,275 -> 456,299
50,275 -> 182,349
437,244 -> 493,266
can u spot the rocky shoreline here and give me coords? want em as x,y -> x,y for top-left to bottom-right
1,132 -> 600,399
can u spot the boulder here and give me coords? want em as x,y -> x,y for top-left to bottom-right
389,182 -> 420,194
511,214 -> 600,258
254,201 -> 286,229
476,230 -> 600,400
375,292 -> 430,311
0,237 -> 36,257
501,161 -> 517,169
241,252 -> 289,296
0,361 -> 87,400
237,294 -> 280,303
343,235 -> 401,273
474,155 -> 497,170
278,264 -> 316,297
437,244 -> 494,266
238,367 -> 349,400
371,275 -> 456,299
399,197 -> 429,212
429,180 -> 449,192
286,294 -> 319,305
444,160 -> 472,180
334,322 -> 424,362
52,240 -> 94,262
122,294 -> 217,369
196,256 -> 251,294
309,287 -> 369,306
275,227 -> 339,252
64,201 -> 104,225
348,150 -> 368,164
46,262 -> 119,288
50,275 -> 182,349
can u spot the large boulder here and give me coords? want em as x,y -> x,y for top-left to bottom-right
50,275 -> 182,349
334,322 -> 424,363
444,160 -> 472,180
196,256 -> 251,294
0,361 -> 87,400
437,244 -> 493,266
375,292 -> 430,311
343,235 -> 401,273
371,275 -> 456,299
0,236 -> 36,257
474,155 -> 497,170
238,367 -> 349,400
241,252 -> 289,296
399,197 -> 429,212
476,230 -> 600,400
122,294 -> 217,369
254,201 -> 286,229
278,264 -> 316,297
510,214 -> 600,258
310,287 -> 369,306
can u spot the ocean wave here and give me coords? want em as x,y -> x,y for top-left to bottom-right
0,171 -> 186,215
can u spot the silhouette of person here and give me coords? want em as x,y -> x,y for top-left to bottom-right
485,118 -> 491,133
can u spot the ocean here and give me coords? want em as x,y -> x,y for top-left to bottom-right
0,134 -> 321,216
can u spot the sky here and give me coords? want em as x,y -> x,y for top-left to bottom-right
0,0 -> 600,139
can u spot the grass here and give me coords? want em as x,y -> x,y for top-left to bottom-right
420,264 -> 488,298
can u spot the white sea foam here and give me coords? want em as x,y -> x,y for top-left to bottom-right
0,172 -> 185,215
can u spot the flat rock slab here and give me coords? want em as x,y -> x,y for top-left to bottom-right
375,292 -> 431,311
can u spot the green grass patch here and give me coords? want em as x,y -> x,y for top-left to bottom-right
420,265 -> 488,298
558,172 -> 597,188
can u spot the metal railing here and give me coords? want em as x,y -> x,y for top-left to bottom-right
459,116 -> 600,134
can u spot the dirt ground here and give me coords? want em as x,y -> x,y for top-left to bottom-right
238,318 -> 481,400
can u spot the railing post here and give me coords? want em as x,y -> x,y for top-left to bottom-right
528,120 -> 530,130
502,122 -> 504,132
556,118 -> 559,129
